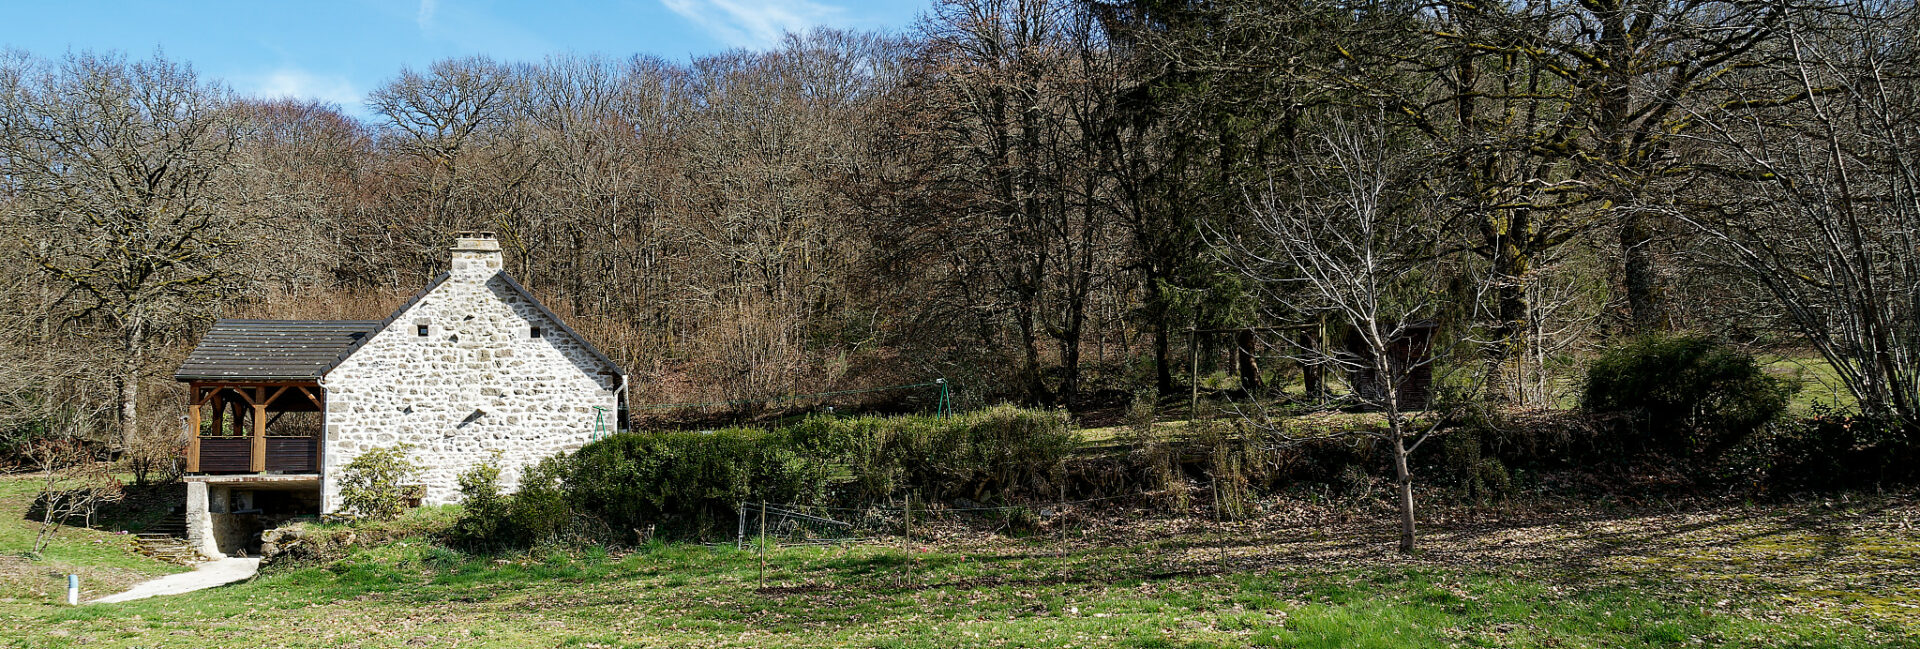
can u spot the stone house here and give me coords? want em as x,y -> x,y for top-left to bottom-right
172,232 -> 626,557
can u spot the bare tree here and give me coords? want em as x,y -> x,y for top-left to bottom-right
0,51 -> 247,452
1214,116 -> 1461,553
28,430 -> 124,554
1682,2 -> 1920,430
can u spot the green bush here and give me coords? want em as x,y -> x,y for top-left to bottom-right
505,455 -> 579,544
456,405 -> 1076,544
1761,407 -> 1918,491
450,454 -> 508,545
1581,335 -> 1796,466
335,444 -> 423,522
566,426 -> 836,538
450,452 -> 586,549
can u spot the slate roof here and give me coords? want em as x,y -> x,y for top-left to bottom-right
366,270 -> 624,377
173,320 -> 383,382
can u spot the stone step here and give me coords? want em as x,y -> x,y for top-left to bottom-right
132,511 -> 204,566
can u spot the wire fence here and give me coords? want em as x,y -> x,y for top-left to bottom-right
733,494 -> 1148,548
728,494 -> 1165,588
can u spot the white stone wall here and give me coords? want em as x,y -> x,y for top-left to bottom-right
319,249 -> 620,512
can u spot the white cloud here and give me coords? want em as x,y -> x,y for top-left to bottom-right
660,0 -> 842,48
249,68 -> 363,110
418,0 -> 440,29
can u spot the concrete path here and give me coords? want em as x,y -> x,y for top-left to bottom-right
90,557 -> 260,604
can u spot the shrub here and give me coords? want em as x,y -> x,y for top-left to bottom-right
1439,428 -> 1513,502
567,426 -> 835,538
335,444 -> 422,522
450,453 -> 507,544
505,455 -> 579,544
1581,335 -> 1796,466
867,405 -> 1076,502
450,452 -> 586,548
459,406 -> 1078,545
1763,407 -> 1918,491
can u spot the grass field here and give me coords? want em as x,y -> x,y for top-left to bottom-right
1761,353 -> 1860,413
0,475 -> 186,606
4,479 -> 1916,648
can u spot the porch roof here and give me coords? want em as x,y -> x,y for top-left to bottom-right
173,319 -> 383,382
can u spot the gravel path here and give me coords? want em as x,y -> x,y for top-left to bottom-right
90,558 -> 259,604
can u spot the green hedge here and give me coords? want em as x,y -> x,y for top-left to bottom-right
454,405 -> 1076,545
1582,335 -> 1796,465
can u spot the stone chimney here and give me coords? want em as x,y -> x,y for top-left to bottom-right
450,231 -> 503,281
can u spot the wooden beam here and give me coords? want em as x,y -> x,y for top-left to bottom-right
251,387 -> 267,472
186,403 -> 202,473
190,382 -> 219,406
297,386 -> 323,410
208,392 -> 224,438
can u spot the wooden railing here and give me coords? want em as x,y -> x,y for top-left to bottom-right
194,435 -> 318,474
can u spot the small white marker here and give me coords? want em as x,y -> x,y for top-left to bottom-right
66,574 -> 78,605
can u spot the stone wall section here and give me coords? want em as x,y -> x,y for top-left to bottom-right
319,249 -> 619,511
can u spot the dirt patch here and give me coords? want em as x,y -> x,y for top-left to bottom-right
913,493 -> 1920,632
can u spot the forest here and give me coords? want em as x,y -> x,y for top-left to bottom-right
1,0 -> 1917,478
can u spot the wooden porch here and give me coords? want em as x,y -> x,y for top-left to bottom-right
186,382 -> 325,474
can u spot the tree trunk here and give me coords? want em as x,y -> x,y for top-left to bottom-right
1391,431 -> 1416,554
1297,332 -> 1328,403
118,314 -> 146,453
1382,345 -> 1416,555
1484,209 -> 1533,403
1059,323 -> 1082,404
1234,329 -> 1264,394
1016,306 -> 1050,405
1620,209 -> 1665,333
1153,299 -> 1173,396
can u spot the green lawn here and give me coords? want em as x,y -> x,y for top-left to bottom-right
4,494 -> 1916,648
1762,353 -> 1860,414
0,475 -> 187,605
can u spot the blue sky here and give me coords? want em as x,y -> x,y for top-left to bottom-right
0,0 -> 932,118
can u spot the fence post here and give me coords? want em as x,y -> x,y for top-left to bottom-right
903,494 -> 914,588
1189,328 -> 1201,417
736,502 -> 745,551
758,501 -> 767,590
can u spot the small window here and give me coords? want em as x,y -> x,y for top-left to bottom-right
416,324 -> 429,337
530,326 -> 544,339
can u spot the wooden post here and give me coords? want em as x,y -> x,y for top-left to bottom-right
302,385 -> 325,474
1057,482 -> 1066,560
186,402 -> 202,473
903,494 -> 914,587
1189,328 -> 1201,418
209,392 -> 223,438
250,387 -> 267,472
758,501 -> 767,590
